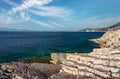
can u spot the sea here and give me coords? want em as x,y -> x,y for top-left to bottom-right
0,32 -> 104,63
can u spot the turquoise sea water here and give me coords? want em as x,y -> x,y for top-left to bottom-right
0,32 -> 104,63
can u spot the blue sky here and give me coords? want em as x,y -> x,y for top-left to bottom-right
0,0 -> 120,31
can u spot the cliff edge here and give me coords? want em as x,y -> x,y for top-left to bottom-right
51,29 -> 120,79
1,29 -> 120,79
92,29 -> 120,49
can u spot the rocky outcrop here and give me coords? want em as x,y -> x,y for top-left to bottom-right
92,29 -> 120,49
50,53 -> 66,64
59,53 -> 120,79
1,28 -> 120,79
0,62 -> 60,79
49,72 -> 93,79
52,29 -> 120,79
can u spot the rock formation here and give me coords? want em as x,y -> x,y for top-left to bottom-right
0,29 -> 120,79
92,29 -> 120,49
51,29 -> 120,79
0,62 -> 60,79
58,53 -> 120,79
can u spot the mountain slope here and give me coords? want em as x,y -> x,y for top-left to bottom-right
80,22 -> 120,32
98,22 -> 120,31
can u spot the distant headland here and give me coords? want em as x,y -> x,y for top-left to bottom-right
0,24 -> 120,79
80,22 -> 120,32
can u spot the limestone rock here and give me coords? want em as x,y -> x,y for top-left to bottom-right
59,53 -> 120,79
92,29 -> 120,49
0,62 -> 60,79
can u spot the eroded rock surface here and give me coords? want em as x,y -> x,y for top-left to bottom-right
59,53 -> 120,79
92,29 -> 120,49
1,29 -> 120,79
54,29 -> 120,79
49,72 -> 92,79
0,62 -> 60,79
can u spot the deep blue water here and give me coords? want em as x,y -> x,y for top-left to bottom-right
0,32 -> 104,63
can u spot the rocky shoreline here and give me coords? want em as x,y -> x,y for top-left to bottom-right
91,29 -> 120,49
0,29 -> 120,79
0,62 -> 60,79
51,29 -> 120,79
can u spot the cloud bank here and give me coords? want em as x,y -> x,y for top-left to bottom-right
1,0 -> 120,31
0,0 -> 72,30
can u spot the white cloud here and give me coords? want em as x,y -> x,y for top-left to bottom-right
10,0 -> 53,14
0,0 -> 72,30
7,0 -> 72,18
32,19 -> 55,28
29,6 -> 72,17
19,11 -> 30,21
0,0 -> 33,24
49,21 -> 65,28
32,19 -> 68,31
0,10 -> 14,24
0,10 -> 30,24
1,0 -> 72,25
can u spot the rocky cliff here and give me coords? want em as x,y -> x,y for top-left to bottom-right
1,29 -> 120,79
92,29 -> 120,49
51,29 -> 120,79
58,53 -> 120,79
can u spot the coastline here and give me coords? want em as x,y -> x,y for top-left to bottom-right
0,62 -> 61,79
89,39 -> 102,48
0,32 -> 103,63
0,29 -> 120,79
50,29 -> 120,79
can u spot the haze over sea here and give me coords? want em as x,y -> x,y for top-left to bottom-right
0,32 -> 104,63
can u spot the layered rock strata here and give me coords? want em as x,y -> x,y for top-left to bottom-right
0,29 -> 120,79
53,29 -> 120,79
59,53 -> 120,79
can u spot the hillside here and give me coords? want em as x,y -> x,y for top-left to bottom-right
98,22 -> 120,31
80,22 -> 120,32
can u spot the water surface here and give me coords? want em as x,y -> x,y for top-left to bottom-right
0,32 -> 104,63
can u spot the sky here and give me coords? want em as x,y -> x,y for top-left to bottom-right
0,0 -> 120,31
